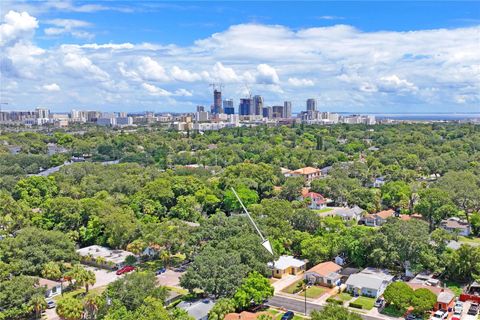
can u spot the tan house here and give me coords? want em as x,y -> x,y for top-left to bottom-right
362,209 -> 395,227
284,167 -> 321,185
305,261 -> 343,287
269,255 -> 306,279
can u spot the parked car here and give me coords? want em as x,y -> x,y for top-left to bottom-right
430,310 -> 447,320
405,314 -> 422,320
116,265 -> 135,275
155,267 -> 166,275
468,303 -> 479,315
454,301 -> 463,314
46,300 -> 56,309
281,311 -> 294,320
451,310 -> 462,320
374,297 -> 385,308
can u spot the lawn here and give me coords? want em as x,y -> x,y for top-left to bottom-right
352,296 -> 376,310
282,280 -> 303,294
305,286 -> 328,299
314,208 -> 334,213
336,292 -> 354,302
444,280 -> 464,297
458,236 -> 480,245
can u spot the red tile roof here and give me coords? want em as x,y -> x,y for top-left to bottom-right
306,261 -> 342,277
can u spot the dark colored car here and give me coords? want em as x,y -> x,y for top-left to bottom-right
155,267 -> 166,275
281,311 -> 294,320
116,265 -> 136,275
374,297 -> 385,308
468,303 -> 479,315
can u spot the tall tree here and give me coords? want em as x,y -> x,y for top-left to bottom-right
233,272 -> 274,309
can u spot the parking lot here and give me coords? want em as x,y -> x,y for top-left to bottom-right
84,265 -> 121,289
457,300 -> 479,320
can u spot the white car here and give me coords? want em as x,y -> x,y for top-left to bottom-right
454,301 -> 463,314
431,310 -> 447,320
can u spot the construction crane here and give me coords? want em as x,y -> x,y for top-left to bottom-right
243,83 -> 252,98
209,83 -> 224,92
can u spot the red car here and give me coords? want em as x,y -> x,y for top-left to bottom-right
116,265 -> 136,275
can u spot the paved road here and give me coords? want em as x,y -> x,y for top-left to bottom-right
266,295 -> 394,320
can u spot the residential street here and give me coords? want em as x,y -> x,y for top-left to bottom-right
266,295 -> 402,320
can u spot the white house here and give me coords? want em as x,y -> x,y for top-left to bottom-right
299,189 -> 327,210
345,268 -> 394,298
269,255 -> 306,279
440,217 -> 471,236
38,278 -> 62,298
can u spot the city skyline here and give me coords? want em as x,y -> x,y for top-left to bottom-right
1,1 -> 479,113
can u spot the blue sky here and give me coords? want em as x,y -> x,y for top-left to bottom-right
1,1 -> 479,113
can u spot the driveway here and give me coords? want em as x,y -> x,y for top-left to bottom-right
84,266 -> 121,289
156,269 -> 184,288
271,274 -> 303,293
44,307 -> 59,320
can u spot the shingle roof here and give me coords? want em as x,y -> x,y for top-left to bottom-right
437,291 -> 455,304
306,261 -> 342,277
272,255 -> 306,270
291,167 -> 321,175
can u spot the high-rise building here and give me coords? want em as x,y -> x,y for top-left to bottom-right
212,89 -> 223,114
272,105 -> 284,118
283,101 -> 292,118
223,99 -> 234,115
196,105 -> 205,112
239,98 -> 253,115
253,95 -> 263,115
306,98 -> 317,112
35,107 -> 50,119
262,106 -> 272,119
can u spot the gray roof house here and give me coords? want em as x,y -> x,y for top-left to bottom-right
345,268 -> 394,298
177,299 -> 215,320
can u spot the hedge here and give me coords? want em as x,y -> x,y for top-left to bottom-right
349,302 -> 363,309
326,298 -> 344,305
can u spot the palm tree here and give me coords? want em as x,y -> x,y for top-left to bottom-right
83,292 -> 101,320
41,261 -> 62,280
29,294 -> 46,320
83,270 -> 96,293
160,250 -> 170,267
65,265 -> 96,292
57,296 -> 83,320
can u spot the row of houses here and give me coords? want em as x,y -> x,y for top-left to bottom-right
271,255 -> 456,311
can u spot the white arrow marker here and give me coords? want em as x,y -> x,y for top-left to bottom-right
231,187 -> 274,256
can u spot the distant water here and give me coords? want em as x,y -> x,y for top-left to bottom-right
338,113 -> 480,121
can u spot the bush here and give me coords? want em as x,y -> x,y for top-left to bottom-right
326,298 -> 344,305
349,302 -> 363,309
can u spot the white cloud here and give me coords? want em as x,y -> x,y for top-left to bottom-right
126,57 -> 169,82
0,10 -> 38,46
142,83 -> 172,96
212,62 -> 240,83
44,18 -> 93,39
63,52 -> 110,81
1,11 -> 479,112
288,77 -> 315,87
142,83 -> 192,97
171,66 -> 202,82
379,75 -> 418,92
317,16 -> 344,20
43,83 -> 60,91
256,64 -> 280,84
